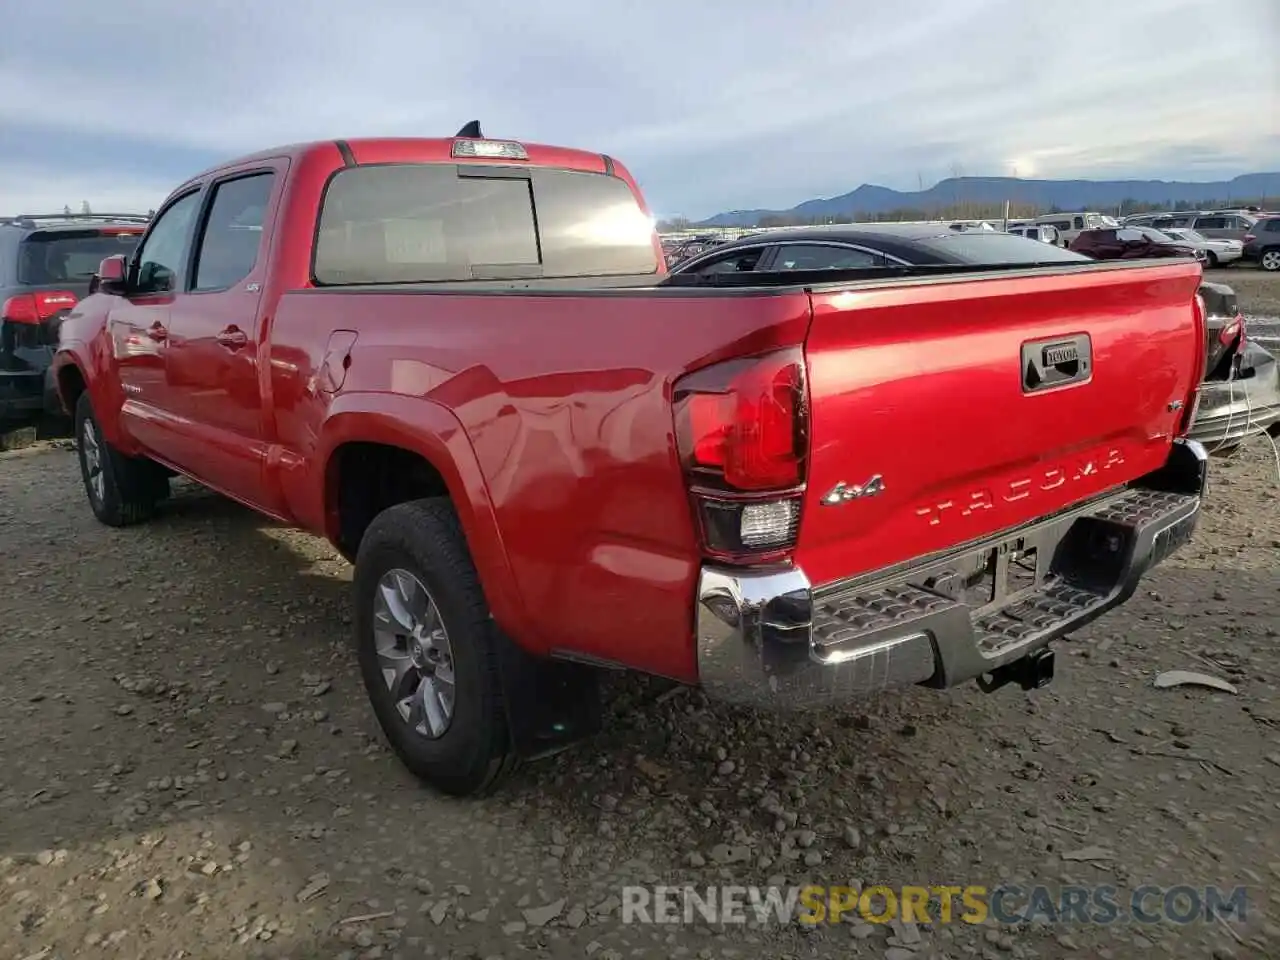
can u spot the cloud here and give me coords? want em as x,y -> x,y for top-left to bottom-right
1,0 -> 1275,219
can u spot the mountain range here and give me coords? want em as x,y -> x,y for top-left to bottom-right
695,172 -> 1279,227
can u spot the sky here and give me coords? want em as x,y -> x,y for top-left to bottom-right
1,0 -> 1276,221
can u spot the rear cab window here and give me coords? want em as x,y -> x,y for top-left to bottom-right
312,164 -> 659,284
18,229 -> 143,285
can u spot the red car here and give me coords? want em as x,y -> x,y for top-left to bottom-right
1070,225 -> 1208,265
52,130 -> 1209,795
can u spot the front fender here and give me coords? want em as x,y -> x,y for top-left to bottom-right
50,348 -> 82,416
52,304 -> 142,453
312,391 -> 534,652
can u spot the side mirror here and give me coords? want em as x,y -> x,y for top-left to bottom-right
97,254 -> 129,294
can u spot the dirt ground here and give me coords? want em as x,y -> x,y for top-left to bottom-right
1219,265 -> 1280,325
1,426 -> 1279,960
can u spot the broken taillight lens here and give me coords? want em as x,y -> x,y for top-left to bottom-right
1218,313 -> 1245,347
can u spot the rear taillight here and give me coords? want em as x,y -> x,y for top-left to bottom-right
1218,313 -> 1245,347
674,348 -> 808,563
1,290 -> 78,325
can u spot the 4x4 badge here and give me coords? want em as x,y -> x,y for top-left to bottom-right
821,474 -> 886,506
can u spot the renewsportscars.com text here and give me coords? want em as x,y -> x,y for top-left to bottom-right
620,884 -> 1248,926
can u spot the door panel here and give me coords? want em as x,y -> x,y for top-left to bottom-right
111,190 -> 203,453
162,167 -> 283,510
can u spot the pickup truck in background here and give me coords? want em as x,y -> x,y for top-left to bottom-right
53,128 -> 1210,796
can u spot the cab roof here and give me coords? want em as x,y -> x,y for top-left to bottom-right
180,136 -> 618,191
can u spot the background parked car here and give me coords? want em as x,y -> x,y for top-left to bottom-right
1032,211 -> 1121,245
666,223 -> 1093,278
663,234 -> 730,267
1006,224 -> 1061,244
1243,216 -> 1280,271
1124,210 -> 1260,244
1158,227 -> 1244,267
1,213 -> 148,422
1069,226 -> 1208,265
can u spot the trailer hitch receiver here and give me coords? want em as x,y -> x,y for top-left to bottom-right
977,647 -> 1056,693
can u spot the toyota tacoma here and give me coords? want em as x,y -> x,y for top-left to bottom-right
52,128 -> 1210,795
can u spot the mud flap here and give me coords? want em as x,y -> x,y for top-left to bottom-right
493,630 -> 602,761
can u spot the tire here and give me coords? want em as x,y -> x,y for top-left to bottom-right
75,392 -> 168,526
1260,249 -> 1280,272
353,498 -> 518,796
1205,251 -> 1218,268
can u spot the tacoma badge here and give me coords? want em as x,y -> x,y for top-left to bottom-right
822,474 -> 886,506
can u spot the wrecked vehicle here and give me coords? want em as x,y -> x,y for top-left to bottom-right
54,129 -> 1209,796
1190,342 -> 1280,451
1188,281 -> 1280,451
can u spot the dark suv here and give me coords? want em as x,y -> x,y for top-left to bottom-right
1,213 -> 148,421
1243,217 -> 1280,272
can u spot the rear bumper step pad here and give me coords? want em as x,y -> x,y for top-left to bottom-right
695,439 -> 1208,708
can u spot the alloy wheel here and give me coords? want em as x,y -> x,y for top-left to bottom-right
81,419 -> 106,504
372,568 -> 456,739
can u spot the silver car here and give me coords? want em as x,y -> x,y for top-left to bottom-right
1159,227 -> 1244,267
1125,211 -> 1259,244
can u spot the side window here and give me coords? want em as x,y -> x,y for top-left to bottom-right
690,248 -> 765,275
773,244 -> 885,270
1194,216 -> 1227,230
192,173 -> 275,292
1265,220 -> 1280,233
133,192 -> 202,294
1073,216 -> 1085,230
1116,229 -> 1142,242
1050,220 -> 1071,232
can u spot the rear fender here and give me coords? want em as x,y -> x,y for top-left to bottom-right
315,392 -> 534,652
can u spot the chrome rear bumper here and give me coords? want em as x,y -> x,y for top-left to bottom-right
695,439 -> 1209,708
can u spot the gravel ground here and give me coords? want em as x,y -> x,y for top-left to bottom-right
1224,267 -> 1280,323
1220,267 -> 1280,351
2,435 -> 1279,960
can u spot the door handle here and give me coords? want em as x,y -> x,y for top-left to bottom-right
216,327 -> 248,349
146,323 -> 167,342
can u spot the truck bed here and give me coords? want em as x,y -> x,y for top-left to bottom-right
270,258 -> 1204,684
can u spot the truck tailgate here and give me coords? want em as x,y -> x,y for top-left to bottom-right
796,261 -> 1204,588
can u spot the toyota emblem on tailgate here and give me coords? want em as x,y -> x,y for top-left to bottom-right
1042,342 -> 1078,366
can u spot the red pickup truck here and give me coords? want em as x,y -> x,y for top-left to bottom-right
53,130 -> 1210,795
